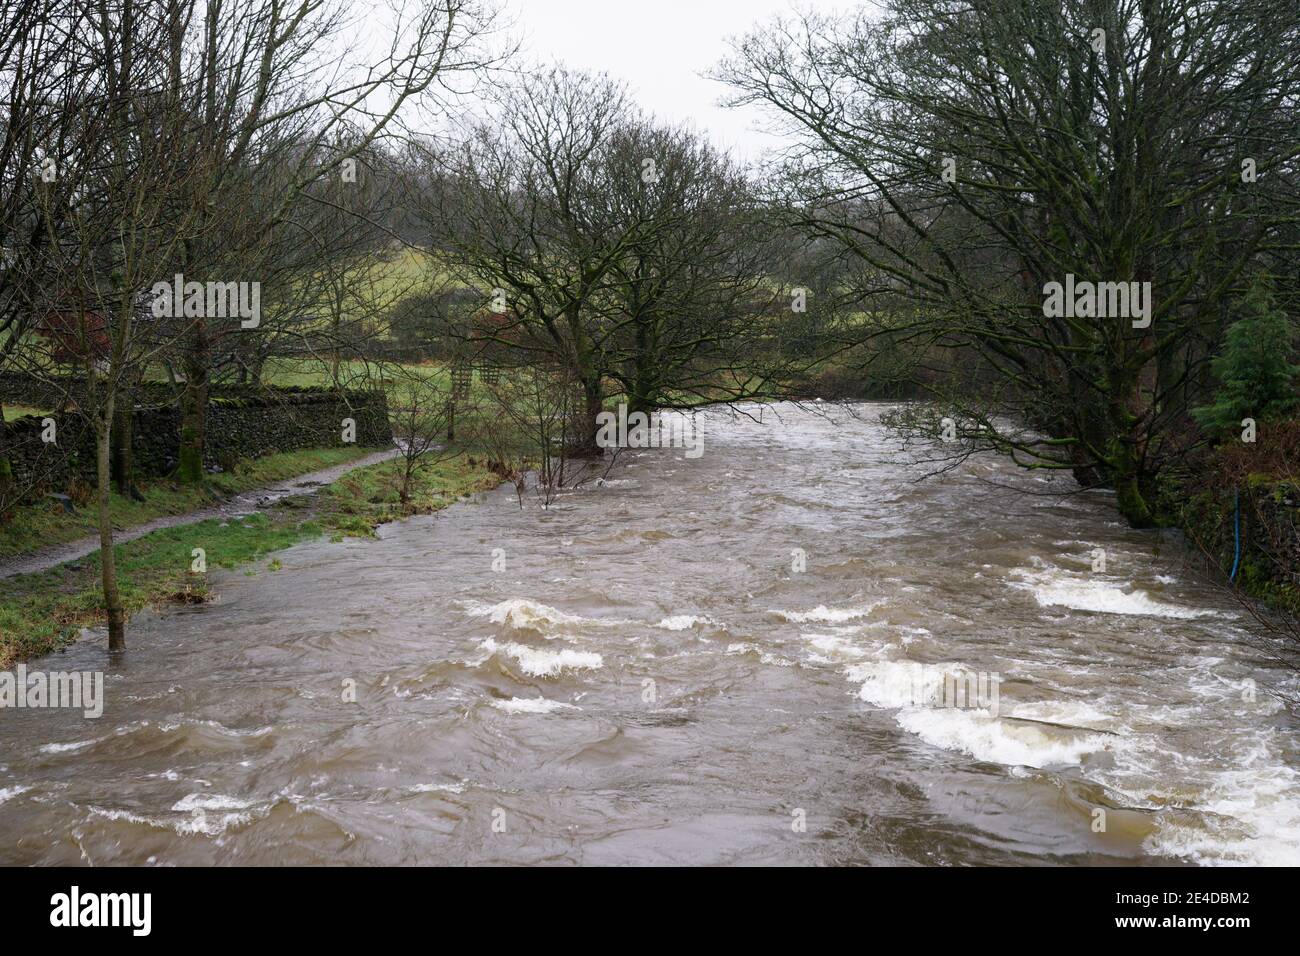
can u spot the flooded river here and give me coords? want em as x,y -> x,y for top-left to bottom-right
2,403 -> 1298,865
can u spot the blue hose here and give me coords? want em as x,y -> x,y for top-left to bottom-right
1229,488 -> 1242,582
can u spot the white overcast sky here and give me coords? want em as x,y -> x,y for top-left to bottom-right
502,0 -> 855,162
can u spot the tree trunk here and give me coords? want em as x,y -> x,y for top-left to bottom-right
628,322 -> 654,416
1113,469 -> 1156,528
571,375 -> 604,456
111,374 -> 139,499
96,411 -> 126,651
0,456 -> 12,513
176,329 -> 209,483
0,400 -> 12,514
1107,403 -> 1157,528
564,304 -> 605,456
627,364 -> 653,418
331,318 -> 341,389
1109,349 -> 1160,528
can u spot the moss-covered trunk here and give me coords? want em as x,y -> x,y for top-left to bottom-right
1107,377 -> 1158,529
627,320 -> 655,417
563,304 -> 605,456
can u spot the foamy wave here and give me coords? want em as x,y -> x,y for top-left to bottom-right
726,642 -> 795,667
491,696 -> 579,714
39,740 -> 96,754
90,793 -> 266,837
190,720 -> 275,738
1011,568 -> 1222,619
804,632 -> 871,663
1138,742 -> 1300,866
848,659 -> 961,709
656,615 -> 716,631
39,719 -> 274,757
896,708 -> 1111,769
171,793 -> 257,813
0,785 -> 31,805
408,781 -> 467,794
1146,811 -> 1300,867
771,602 -> 882,624
1005,699 -> 1117,731
479,638 -> 603,677
466,598 -> 631,635
848,659 -> 1111,768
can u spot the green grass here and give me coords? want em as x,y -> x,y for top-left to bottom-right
272,246 -> 464,335
260,357 -> 365,388
261,356 -> 449,393
364,246 -> 459,305
0,512 -> 317,666
317,452 -> 500,538
3,405 -> 48,422
0,452 -> 500,667
0,445 -> 373,560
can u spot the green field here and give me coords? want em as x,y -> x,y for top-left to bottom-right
3,405 -> 48,422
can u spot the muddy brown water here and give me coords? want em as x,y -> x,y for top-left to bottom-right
1,403 -> 1297,865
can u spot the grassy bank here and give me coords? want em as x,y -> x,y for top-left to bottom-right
0,446 -> 374,560
3,405 -> 48,422
0,452 -> 500,667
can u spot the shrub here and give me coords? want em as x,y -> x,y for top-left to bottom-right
1192,281 -> 1300,436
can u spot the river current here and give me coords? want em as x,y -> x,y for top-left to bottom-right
2,402 -> 1297,865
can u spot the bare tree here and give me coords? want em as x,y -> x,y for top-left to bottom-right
595,117 -> 802,414
0,0 -> 103,506
383,360 -> 462,508
166,0 -> 502,483
418,66 -> 636,454
718,0 -> 1300,526
17,0 -> 213,650
420,67 -> 804,450
478,362 -> 607,508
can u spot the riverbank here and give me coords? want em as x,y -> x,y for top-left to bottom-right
0,446 -> 377,563
1172,473 -> 1300,615
1140,420 -> 1300,617
0,453 -> 501,667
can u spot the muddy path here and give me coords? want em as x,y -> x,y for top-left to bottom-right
0,446 -> 400,580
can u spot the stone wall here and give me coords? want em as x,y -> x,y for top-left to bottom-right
0,373 -> 190,419
203,389 -> 392,468
0,371 -> 75,410
0,381 -> 391,503
0,411 -> 97,499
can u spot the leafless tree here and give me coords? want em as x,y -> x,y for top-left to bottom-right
164,0 -> 503,483
419,66 -> 804,452
718,0 -> 1300,527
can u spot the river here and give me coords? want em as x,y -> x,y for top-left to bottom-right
2,402 -> 1297,865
